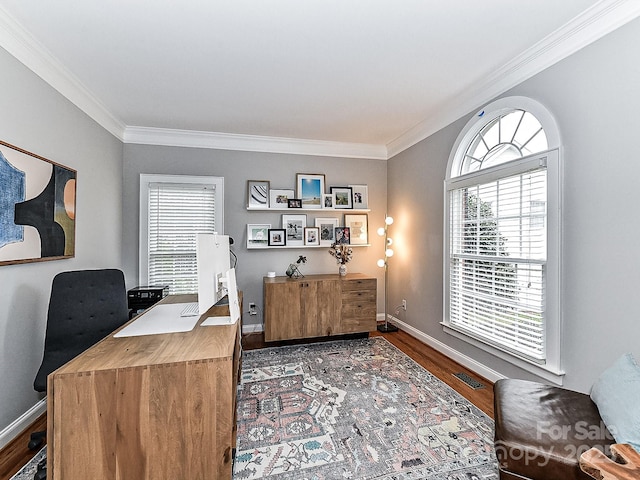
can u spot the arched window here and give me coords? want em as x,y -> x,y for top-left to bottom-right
444,97 -> 563,382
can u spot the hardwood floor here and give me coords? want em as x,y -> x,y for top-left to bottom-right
0,414 -> 45,480
0,328 -> 494,479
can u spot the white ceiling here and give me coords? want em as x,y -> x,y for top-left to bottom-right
0,0 -> 638,158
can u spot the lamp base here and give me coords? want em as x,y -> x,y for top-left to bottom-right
377,322 -> 399,333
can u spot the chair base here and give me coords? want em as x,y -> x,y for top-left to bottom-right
28,431 -> 45,451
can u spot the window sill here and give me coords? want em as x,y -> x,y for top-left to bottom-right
442,323 -> 565,385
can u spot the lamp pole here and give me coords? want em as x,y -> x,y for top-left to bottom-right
377,215 -> 398,332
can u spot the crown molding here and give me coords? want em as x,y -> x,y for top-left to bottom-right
0,5 -> 126,140
2,1 -> 639,160
123,126 -> 388,160
386,0 -> 640,159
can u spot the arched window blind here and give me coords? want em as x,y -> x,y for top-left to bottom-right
444,97 -> 562,380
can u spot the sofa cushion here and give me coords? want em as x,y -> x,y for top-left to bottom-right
494,378 -> 614,480
590,353 -> 640,452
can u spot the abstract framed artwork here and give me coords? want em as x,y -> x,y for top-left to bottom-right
296,173 -> 325,209
247,180 -> 270,209
0,140 -> 76,266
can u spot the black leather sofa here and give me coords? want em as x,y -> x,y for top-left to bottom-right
493,378 -> 615,480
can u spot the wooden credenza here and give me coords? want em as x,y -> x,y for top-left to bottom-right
263,273 -> 376,341
47,294 -> 241,480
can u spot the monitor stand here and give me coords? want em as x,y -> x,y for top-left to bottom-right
214,294 -> 229,306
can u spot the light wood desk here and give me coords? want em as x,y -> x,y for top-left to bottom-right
47,294 -> 241,480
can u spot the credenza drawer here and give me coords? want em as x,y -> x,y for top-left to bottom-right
341,290 -> 376,304
341,279 -> 377,292
341,303 -> 376,318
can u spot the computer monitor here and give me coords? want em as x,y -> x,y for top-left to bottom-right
225,267 -> 240,323
196,233 -> 230,315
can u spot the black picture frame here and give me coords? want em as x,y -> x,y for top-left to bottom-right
267,228 -> 286,246
330,186 -> 353,209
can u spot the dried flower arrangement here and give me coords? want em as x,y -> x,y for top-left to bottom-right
328,243 -> 353,265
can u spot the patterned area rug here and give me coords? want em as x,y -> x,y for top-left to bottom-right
10,446 -> 45,480
233,337 -> 498,479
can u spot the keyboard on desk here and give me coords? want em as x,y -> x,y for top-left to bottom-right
179,302 -> 199,317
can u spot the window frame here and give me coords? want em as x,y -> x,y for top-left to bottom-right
139,174 -> 224,291
443,97 -> 564,384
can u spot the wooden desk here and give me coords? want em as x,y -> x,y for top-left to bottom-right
47,294 -> 241,480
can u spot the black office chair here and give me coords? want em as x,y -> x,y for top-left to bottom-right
29,269 -> 129,479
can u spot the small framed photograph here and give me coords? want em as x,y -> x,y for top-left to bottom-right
270,188 -> 294,208
268,229 -> 286,246
349,184 -> 368,209
282,214 -> 307,246
297,173 -> 325,209
315,217 -> 339,246
247,180 -> 270,209
322,193 -> 335,209
330,186 -> 353,209
335,226 -> 351,244
344,214 -> 368,245
304,227 -> 320,246
247,224 -> 271,249
287,198 -> 302,208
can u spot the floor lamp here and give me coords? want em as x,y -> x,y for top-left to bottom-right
377,215 -> 398,332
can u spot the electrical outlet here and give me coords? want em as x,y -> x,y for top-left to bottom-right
402,299 -> 407,310
249,302 -> 257,315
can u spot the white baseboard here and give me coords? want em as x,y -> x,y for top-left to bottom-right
242,323 -> 263,334
385,315 -> 506,384
0,398 -> 46,450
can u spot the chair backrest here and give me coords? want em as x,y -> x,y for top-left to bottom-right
33,269 -> 129,391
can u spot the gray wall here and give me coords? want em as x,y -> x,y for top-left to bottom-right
4,10 -> 639,438
0,48 -> 124,432
387,17 -> 640,393
122,144 -> 388,328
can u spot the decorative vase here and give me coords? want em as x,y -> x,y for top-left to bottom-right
339,264 -> 347,276
286,264 -> 295,277
286,264 -> 303,278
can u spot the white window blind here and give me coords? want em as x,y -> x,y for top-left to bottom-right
146,181 -> 218,294
449,166 -> 547,361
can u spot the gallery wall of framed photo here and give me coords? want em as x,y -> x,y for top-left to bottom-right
246,173 -> 370,249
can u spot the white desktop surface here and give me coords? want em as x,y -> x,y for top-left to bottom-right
114,303 -> 200,337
